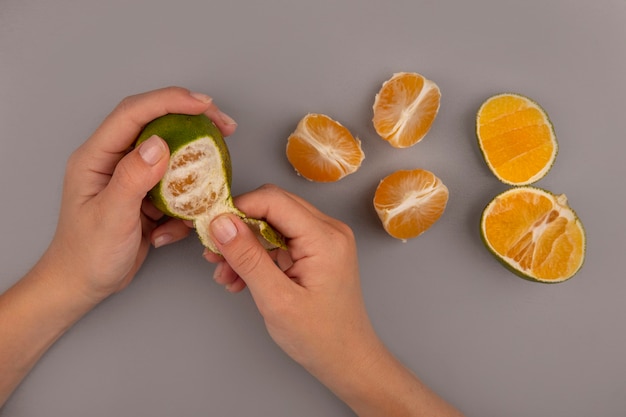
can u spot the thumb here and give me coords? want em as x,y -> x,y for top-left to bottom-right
101,135 -> 169,214
210,214 -> 288,297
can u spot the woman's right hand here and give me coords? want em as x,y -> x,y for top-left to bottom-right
205,185 -> 380,372
203,185 -> 463,417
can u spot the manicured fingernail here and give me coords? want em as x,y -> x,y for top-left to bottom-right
153,234 -> 173,248
139,135 -> 166,165
218,110 -> 237,126
211,216 -> 237,244
190,91 -> 213,104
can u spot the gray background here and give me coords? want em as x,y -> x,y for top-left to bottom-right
1,0 -> 625,416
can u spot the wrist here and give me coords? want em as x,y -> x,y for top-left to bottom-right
31,244 -> 104,316
310,331 -> 462,417
303,326 -> 390,409
42,236 -> 118,306
0,250 -> 100,406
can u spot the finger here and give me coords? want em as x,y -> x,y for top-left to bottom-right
151,218 -> 193,248
97,135 -> 169,223
233,185 -> 326,222
89,87 -> 212,156
203,249 -> 224,264
212,262 -> 247,293
269,187 -> 328,219
141,199 -> 165,222
213,262 -> 238,285
209,213 -> 293,299
275,249 -> 294,272
203,101 -> 238,138
83,87 -> 236,176
231,184 -> 331,240
225,277 -> 247,293
204,246 -> 279,264
140,209 -> 159,239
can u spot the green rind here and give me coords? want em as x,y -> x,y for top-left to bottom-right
475,93 -> 558,186
243,217 -> 287,250
479,186 -> 586,284
195,212 -> 287,253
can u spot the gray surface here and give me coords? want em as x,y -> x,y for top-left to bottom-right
1,0 -> 625,416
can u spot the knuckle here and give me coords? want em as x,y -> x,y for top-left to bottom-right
115,158 -> 135,183
115,94 -> 136,115
338,221 -> 356,242
113,157 -> 142,195
324,221 -> 357,260
230,244 -> 266,277
163,86 -> 189,96
257,183 -> 280,195
330,220 -> 356,245
65,148 -> 83,176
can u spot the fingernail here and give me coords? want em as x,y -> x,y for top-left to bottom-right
153,234 -> 173,248
139,135 -> 166,165
218,110 -> 237,126
213,262 -> 223,281
211,216 -> 237,244
190,91 -> 213,104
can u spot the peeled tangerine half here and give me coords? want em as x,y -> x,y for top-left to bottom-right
372,72 -> 441,148
286,113 -> 364,182
373,169 -> 449,241
135,114 -> 285,254
480,187 -> 585,283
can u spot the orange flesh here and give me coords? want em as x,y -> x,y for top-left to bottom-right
168,174 -> 197,197
162,139 -> 224,218
477,95 -> 556,184
171,149 -> 205,168
482,189 -> 585,281
373,73 -> 441,148
373,169 -> 448,240
286,114 -> 364,182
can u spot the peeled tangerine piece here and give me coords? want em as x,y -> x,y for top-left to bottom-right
373,169 -> 449,241
286,113 -> 364,182
372,72 -> 441,149
135,114 -> 285,254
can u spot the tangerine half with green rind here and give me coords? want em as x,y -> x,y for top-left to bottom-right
476,93 -> 558,185
480,186 -> 585,283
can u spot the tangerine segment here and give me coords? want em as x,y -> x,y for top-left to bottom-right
476,93 -> 558,185
161,138 -> 225,218
480,187 -> 585,283
373,169 -> 449,241
372,72 -> 441,148
286,113 -> 364,182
